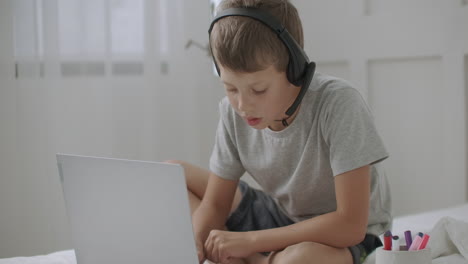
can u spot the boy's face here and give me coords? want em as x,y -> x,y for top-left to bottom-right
219,64 -> 301,131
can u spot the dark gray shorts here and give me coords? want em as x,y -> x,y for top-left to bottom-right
225,181 -> 382,264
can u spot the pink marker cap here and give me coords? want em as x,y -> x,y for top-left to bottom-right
409,235 -> 423,251
417,234 -> 430,250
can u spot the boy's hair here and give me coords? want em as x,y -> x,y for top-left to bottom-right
210,0 -> 304,73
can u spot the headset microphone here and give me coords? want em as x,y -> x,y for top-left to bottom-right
275,62 -> 315,126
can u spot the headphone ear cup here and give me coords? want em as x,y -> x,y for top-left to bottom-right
287,58 -> 302,86
284,62 -> 315,116
286,59 -> 298,86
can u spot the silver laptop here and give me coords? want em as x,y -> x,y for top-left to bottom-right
57,154 -> 199,264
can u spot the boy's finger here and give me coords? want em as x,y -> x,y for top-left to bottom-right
196,242 -> 205,263
197,250 -> 205,263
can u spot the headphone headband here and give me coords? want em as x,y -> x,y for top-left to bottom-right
209,8 -> 284,35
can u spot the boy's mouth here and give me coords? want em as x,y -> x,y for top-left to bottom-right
246,117 -> 262,126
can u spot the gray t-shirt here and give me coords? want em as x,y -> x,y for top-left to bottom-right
209,72 -> 392,236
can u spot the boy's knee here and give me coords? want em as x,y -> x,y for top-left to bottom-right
164,159 -> 185,166
164,160 -> 211,199
163,160 -> 190,180
164,160 -> 193,173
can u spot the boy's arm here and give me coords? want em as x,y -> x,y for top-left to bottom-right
248,165 -> 371,252
192,172 -> 239,261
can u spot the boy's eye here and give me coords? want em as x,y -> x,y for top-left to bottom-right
253,89 -> 267,95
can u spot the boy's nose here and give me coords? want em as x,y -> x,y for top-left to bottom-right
237,94 -> 253,114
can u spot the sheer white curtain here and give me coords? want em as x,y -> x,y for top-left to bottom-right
0,0 -> 220,258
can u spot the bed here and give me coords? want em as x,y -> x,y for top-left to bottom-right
1,203 -> 467,264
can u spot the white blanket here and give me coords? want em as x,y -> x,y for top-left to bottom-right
0,251 -> 213,264
0,250 -> 76,264
430,217 -> 468,264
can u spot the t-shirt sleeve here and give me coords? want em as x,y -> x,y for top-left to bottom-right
209,100 -> 245,181
321,87 -> 389,176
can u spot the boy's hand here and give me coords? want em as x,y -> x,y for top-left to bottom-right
196,239 -> 206,264
204,230 -> 255,263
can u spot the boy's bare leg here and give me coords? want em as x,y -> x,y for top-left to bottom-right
244,253 -> 268,264
260,242 -> 352,264
165,160 -> 242,214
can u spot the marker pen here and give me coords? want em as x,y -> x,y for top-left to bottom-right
418,232 -> 424,237
417,234 -> 430,250
383,231 -> 392,250
404,230 -> 412,251
392,236 -> 400,251
409,235 -> 423,251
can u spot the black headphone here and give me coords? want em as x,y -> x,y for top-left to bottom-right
208,7 -> 316,126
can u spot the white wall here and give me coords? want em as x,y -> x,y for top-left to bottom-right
0,0 -> 21,258
466,54 -> 468,201
0,0 -> 467,259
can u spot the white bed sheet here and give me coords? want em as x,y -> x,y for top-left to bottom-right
1,203 -> 467,264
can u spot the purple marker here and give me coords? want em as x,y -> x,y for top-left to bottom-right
404,230 -> 412,251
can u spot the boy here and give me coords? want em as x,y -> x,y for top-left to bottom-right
167,0 -> 391,263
